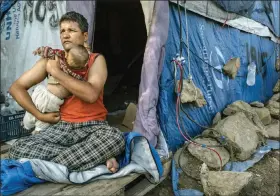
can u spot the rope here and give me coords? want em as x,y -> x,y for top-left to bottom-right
177,0 -> 183,57
183,2 -> 191,80
173,59 -> 223,171
178,143 -> 201,180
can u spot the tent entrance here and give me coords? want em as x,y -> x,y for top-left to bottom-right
93,0 -> 147,112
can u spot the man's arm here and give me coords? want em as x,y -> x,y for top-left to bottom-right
48,55 -> 107,103
9,58 -> 60,123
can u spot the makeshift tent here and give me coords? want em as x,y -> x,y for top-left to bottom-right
1,0 -> 279,157
157,0 -> 280,151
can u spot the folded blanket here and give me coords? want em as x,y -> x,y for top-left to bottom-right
1,160 -> 45,196
1,132 -> 163,195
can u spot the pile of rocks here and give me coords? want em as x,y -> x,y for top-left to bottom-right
266,79 -> 280,120
177,80 -> 279,195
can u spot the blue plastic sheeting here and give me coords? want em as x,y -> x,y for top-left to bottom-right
171,160 -> 204,196
224,140 -> 280,172
213,0 -> 255,13
0,0 -> 17,21
213,0 -> 280,37
157,3 -> 279,151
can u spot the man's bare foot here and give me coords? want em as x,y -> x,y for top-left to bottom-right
106,158 -> 119,173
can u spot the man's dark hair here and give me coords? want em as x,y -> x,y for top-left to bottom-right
69,45 -> 89,67
60,11 -> 88,32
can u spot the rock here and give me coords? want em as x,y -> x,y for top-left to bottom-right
212,112 -> 221,125
194,93 -> 207,108
271,93 -> 280,102
273,80 -> 280,93
276,58 -> 280,72
200,163 -> 252,196
265,120 -> 279,139
204,112 -> 260,160
177,80 -> 207,107
223,107 -> 236,116
223,101 -> 267,137
174,147 -> 203,180
187,138 -> 230,169
222,57 -> 240,79
253,107 -> 271,125
250,101 -> 264,108
266,100 -> 280,119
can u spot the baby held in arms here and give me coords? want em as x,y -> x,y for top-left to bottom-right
23,45 -> 89,134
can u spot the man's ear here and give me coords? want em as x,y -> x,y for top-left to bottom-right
84,32 -> 88,42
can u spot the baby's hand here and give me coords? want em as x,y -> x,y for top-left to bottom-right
33,46 -> 45,56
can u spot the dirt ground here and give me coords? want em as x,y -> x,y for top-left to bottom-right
146,149 -> 279,196
240,150 -> 280,196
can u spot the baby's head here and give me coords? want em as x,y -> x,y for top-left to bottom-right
67,45 -> 89,68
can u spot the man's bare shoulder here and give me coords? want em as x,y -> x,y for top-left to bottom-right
89,54 -> 107,71
88,54 -> 107,75
87,54 -> 107,89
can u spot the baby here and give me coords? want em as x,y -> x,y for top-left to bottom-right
23,45 -> 89,134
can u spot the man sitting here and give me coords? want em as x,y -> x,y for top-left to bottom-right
8,11 -> 125,173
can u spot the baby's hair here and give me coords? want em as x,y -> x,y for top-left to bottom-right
69,45 -> 89,67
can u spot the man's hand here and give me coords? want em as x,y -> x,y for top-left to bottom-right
46,55 -> 61,75
37,112 -> 60,124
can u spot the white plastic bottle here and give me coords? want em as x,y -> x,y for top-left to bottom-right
246,62 -> 256,86
6,92 -> 17,114
1,103 -> 10,115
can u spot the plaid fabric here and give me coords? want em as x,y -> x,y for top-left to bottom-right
9,121 -> 125,172
36,46 -> 85,81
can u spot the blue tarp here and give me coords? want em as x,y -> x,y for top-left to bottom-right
158,3 -> 279,151
0,0 -> 17,21
213,0 -> 280,37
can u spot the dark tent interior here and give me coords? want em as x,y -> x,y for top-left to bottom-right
93,0 -> 147,112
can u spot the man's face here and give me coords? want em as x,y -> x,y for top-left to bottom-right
60,21 -> 88,52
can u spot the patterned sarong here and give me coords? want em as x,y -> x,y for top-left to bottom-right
9,121 -> 125,172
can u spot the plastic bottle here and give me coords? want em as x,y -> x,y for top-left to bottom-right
5,92 -> 17,114
1,103 -> 10,115
7,92 -> 23,112
246,62 -> 256,86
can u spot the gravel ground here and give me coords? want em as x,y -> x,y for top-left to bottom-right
146,150 -> 279,196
